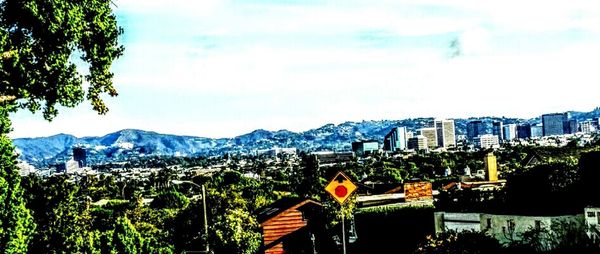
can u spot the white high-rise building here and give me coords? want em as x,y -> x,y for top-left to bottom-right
503,124 -> 517,141
384,127 -> 408,152
419,127 -> 438,149
435,119 -> 456,148
580,120 -> 595,133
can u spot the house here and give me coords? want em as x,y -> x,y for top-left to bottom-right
434,211 -> 583,245
256,198 -> 322,254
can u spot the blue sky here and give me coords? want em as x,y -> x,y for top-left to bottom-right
9,0 -> 600,138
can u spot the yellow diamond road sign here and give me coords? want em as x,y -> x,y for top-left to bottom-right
325,171 -> 357,205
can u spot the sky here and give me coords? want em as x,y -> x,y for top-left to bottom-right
8,0 -> 600,139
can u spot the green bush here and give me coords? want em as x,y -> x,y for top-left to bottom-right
150,191 -> 190,209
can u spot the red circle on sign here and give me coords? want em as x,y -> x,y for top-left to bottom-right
335,186 -> 348,197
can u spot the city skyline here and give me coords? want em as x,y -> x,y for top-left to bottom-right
9,0 -> 600,139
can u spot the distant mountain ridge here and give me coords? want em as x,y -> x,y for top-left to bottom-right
12,107 -> 600,167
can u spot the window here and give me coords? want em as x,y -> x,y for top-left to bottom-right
588,212 -> 596,217
487,218 -> 492,229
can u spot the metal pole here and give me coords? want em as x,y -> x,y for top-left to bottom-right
341,210 -> 346,254
202,185 -> 209,253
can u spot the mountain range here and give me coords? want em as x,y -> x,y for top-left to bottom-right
12,107 -> 600,168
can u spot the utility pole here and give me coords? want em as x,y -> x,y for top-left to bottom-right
172,180 -> 211,253
202,185 -> 209,253
341,211 -> 346,254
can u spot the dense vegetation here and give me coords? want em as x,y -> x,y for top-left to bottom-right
2,142 -> 599,253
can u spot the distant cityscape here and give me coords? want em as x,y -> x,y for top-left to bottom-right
14,109 -> 600,178
352,111 -> 599,157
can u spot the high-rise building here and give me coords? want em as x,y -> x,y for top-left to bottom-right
542,113 -> 569,136
383,127 -> 407,152
352,140 -> 379,156
408,135 -> 428,150
503,124 -> 517,141
531,124 -> 543,137
580,120 -> 596,133
434,119 -> 456,148
568,119 -> 578,134
517,124 -> 532,139
466,120 -> 485,142
72,147 -> 87,167
418,127 -> 438,149
492,121 -> 503,141
473,134 -> 499,149
484,153 -> 498,182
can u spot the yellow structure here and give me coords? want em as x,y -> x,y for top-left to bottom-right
484,153 -> 498,181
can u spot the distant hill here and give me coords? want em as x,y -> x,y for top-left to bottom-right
12,108 -> 600,167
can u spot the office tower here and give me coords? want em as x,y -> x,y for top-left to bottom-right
434,119 -> 456,148
383,127 -> 407,152
408,135 -> 428,150
492,121 -> 503,141
530,124 -> 543,137
484,153 -> 498,182
72,147 -> 87,167
568,119 -> 578,134
517,124 -> 532,139
466,120 -> 485,141
542,113 -> 568,136
418,127 -> 438,149
503,124 -> 517,141
352,140 -> 379,156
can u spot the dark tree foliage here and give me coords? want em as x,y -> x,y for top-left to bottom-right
414,230 -> 503,254
579,151 -> 600,206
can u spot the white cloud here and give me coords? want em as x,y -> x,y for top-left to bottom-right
9,0 -> 600,138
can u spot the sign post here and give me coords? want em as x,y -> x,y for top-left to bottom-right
325,171 -> 357,254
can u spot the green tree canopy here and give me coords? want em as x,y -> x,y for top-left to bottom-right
0,0 -> 124,119
0,125 -> 34,253
150,190 -> 190,210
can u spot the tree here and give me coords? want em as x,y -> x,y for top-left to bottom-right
290,153 -> 322,199
0,1 -> 123,252
0,109 -> 35,253
113,216 -> 143,254
414,230 -> 502,254
207,183 -> 261,254
150,190 -> 190,209
27,175 -> 89,253
0,0 -> 124,119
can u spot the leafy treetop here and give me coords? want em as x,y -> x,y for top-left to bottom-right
0,0 -> 124,120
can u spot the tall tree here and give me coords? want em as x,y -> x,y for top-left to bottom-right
0,108 -> 34,253
0,1 -> 123,252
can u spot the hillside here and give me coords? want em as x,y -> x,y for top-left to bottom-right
12,108 -> 600,167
